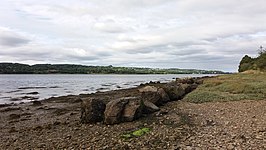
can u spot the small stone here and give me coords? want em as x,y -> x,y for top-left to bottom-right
206,119 -> 216,126
53,121 -> 61,125
32,101 -> 42,106
9,127 -> 17,133
37,143 -> 46,148
9,114 -> 21,120
227,144 -> 235,150
255,135 -> 263,140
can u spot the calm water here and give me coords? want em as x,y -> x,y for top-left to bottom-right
0,74 -> 215,104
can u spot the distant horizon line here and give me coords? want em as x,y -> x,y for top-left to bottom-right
0,62 -> 230,72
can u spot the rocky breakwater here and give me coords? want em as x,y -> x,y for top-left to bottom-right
80,77 -> 203,125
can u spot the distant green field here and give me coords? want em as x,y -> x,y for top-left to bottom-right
184,72 -> 266,103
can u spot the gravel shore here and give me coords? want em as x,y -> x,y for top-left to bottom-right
1,90 -> 266,149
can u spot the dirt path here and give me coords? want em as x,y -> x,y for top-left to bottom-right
0,96 -> 265,149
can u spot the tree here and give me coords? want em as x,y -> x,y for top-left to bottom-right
258,46 -> 266,56
256,51 -> 266,71
238,55 -> 254,72
239,46 -> 266,72
239,55 -> 253,64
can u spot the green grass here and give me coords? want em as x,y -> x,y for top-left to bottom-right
121,127 -> 151,140
184,73 -> 266,103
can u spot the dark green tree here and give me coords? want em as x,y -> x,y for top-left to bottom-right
238,55 -> 254,72
239,46 -> 266,72
258,46 -> 266,56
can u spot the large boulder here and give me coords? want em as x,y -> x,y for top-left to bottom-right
104,98 -> 129,125
142,100 -> 160,114
138,85 -> 158,93
139,86 -> 161,105
80,98 -> 106,123
122,97 -> 144,122
138,86 -> 170,106
163,82 -> 186,100
176,78 -> 195,84
176,77 -> 204,85
181,83 -> 198,93
158,88 -> 170,103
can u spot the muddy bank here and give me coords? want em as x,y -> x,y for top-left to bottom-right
0,77 -> 202,149
0,95 -> 195,149
1,76 -> 265,149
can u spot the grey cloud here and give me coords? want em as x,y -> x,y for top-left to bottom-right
0,47 -> 110,65
2,0 -> 266,72
66,52 -> 111,61
181,54 -> 229,63
93,22 -> 133,33
114,0 -> 175,7
168,49 -> 206,56
56,48 -> 113,63
0,35 -> 30,47
65,55 -> 100,61
125,45 -> 165,54
15,9 -> 52,21
0,46 -> 54,61
124,41 -> 207,55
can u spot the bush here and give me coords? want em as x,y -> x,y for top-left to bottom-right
238,48 -> 266,72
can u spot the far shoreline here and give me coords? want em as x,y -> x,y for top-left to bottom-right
0,73 -> 226,75
0,63 -> 228,74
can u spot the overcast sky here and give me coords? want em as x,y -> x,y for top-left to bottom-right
1,0 -> 266,72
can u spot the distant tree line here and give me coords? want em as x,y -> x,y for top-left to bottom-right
239,46 -> 266,72
0,63 -> 225,74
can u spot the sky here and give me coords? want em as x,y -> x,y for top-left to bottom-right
1,0 -> 266,72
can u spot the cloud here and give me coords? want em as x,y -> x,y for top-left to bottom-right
0,27 -> 31,47
93,22 -> 132,33
1,0 -> 266,72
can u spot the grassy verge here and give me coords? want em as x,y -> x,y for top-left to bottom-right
184,72 -> 266,103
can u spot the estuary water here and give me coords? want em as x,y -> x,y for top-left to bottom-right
0,74 -> 215,104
